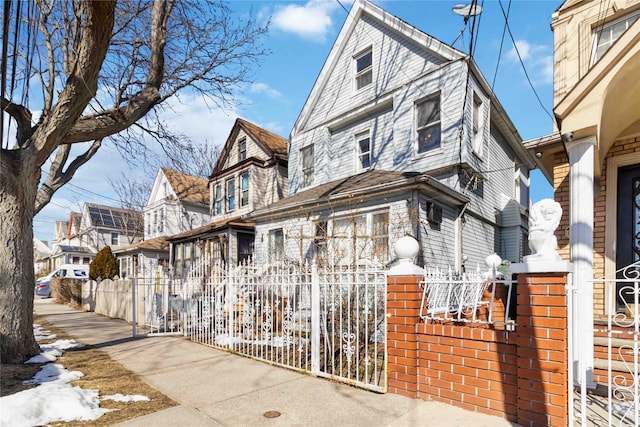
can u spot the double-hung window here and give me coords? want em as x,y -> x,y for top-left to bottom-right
416,94 -> 441,153
592,11 -> 640,65
158,208 -> 164,233
301,145 -> 314,188
214,183 -> 222,215
239,138 -> 247,161
356,130 -> 371,170
111,232 -> 119,246
240,171 -> 249,207
355,48 -> 373,90
226,177 -> 235,212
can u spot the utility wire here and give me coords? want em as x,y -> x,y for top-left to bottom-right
497,0 -> 553,121
492,0 -> 512,90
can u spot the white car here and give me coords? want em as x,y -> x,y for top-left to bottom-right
35,264 -> 89,297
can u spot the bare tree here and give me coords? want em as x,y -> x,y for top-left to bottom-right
0,0 -> 267,363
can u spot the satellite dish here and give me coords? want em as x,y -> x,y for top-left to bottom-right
452,3 -> 483,19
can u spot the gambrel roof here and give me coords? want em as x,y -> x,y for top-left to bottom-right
212,118 -> 287,176
160,167 -> 209,205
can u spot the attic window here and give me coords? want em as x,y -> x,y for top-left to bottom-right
355,48 -> 373,90
591,10 -> 640,65
239,138 -> 247,161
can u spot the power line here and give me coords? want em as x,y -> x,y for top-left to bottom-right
497,0 -> 553,121
491,0 -> 511,91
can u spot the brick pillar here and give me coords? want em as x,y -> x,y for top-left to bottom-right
386,275 -> 422,398
515,272 -> 569,427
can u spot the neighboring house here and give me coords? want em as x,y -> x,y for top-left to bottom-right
526,0 -> 640,317
33,238 -> 52,276
49,212 -> 92,269
250,0 -> 536,269
169,118 -> 288,274
144,168 -> 211,240
78,202 -> 144,252
113,237 -> 170,279
115,168 -> 210,277
524,0 -> 640,388
49,245 -> 94,268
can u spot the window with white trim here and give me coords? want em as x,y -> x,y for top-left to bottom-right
354,48 -> 373,90
226,177 -> 235,212
240,171 -> 249,207
356,130 -> 371,170
592,10 -> 640,65
214,183 -> 223,215
301,145 -> 314,188
111,232 -> 119,246
158,208 -> 164,233
239,137 -> 247,161
416,94 -> 441,153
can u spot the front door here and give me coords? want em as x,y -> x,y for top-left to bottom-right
616,164 -> 640,310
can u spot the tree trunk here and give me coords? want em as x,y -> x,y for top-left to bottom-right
0,151 -> 41,363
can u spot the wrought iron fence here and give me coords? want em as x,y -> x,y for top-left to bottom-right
168,259 -> 387,392
573,262 -> 640,426
419,265 -> 514,327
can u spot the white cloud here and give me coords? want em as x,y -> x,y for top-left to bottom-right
506,39 -> 553,86
271,0 -> 341,41
250,82 -> 282,98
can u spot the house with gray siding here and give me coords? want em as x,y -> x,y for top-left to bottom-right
250,0 -> 536,270
168,118 -> 287,275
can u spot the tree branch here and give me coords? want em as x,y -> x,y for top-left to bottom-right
34,138 -> 102,214
0,97 -> 33,145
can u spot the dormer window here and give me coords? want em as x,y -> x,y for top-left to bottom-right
239,138 -> 247,161
592,10 -> 640,65
355,48 -> 372,90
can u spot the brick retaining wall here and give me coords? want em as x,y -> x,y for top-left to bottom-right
387,272 -> 569,427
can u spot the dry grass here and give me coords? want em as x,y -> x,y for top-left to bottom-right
1,315 -> 177,426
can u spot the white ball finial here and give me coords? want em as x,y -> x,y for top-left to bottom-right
389,235 -> 424,276
394,235 -> 420,261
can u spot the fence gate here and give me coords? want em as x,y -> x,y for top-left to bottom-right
133,274 -> 184,336
573,262 -> 640,426
177,261 -> 387,392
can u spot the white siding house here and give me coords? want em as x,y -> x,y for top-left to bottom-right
169,118 -> 288,274
115,168 -> 209,278
250,0 -> 536,270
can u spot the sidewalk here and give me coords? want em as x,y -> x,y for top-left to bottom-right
34,299 -> 517,427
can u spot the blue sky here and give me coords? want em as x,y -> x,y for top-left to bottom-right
33,0 -> 559,243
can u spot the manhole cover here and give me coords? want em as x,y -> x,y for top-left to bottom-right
263,411 -> 281,418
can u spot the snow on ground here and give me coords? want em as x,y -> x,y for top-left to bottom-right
0,324 -> 149,427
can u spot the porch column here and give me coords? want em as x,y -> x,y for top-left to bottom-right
566,135 -> 596,387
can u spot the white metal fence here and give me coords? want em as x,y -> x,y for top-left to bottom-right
573,262 -> 640,426
133,260 -> 387,392
419,265 -> 514,327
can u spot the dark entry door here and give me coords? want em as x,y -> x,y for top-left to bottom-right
616,164 -> 640,309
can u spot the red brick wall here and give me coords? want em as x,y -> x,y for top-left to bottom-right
387,273 -> 569,427
416,323 -> 517,421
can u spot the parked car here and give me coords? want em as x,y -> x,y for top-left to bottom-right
35,264 -> 89,298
